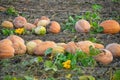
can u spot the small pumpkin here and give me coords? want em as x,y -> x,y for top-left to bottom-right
93,43 -> 104,49
94,49 -> 113,65
26,41 -> 37,54
106,43 -> 120,57
100,20 -> 120,34
32,39 -> 42,44
0,42 -> 14,59
65,41 -> 78,54
1,21 -> 14,28
24,23 -> 36,30
48,21 -> 61,34
75,19 -> 91,33
34,41 -> 56,56
13,16 -> 27,28
36,16 -> 50,27
34,26 -> 46,35
76,41 -> 94,54
52,45 -> 65,56
57,43 -> 67,49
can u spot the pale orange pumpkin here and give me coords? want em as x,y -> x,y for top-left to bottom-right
48,21 -> 61,34
106,43 -> 120,57
1,21 -> 14,28
7,35 -> 25,44
100,20 -> 120,34
0,39 -> 13,45
75,19 -> 91,33
24,23 -> 36,30
34,41 -> 56,56
65,41 -> 78,54
32,39 -> 42,44
13,16 -> 27,28
12,42 -> 26,55
76,41 -> 94,54
35,16 -> 50,27
94,49 -> 113,65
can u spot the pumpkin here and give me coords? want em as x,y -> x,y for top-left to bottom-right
48,21 -> 61,34
34,41 -> 56,56
106,43 -> 120,57
7,35 -> 25,44
7,35 -> 26,55
13,16 -> 27,28
26,41 -> 37,54
32,39 -> 42,44
34,26 -> 46,35
57,43 -> 67,49
52,45 -> 65,56
0,39 -> 13,45
100,20 -> 120,34
0,42 -> 14,59
36,16 -> 50,27
76,41 -> 94,54
65,41 -> 78,54
24,23 -> 36,30
13,42 -> 26,54
1,21 -> 14,28
75,19 -> 91,33
94,49 -> 113,65
93,43 -> 104,49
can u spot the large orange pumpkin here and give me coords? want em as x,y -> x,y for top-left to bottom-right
100,20 -> 120,34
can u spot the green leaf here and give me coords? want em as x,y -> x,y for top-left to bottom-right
33,57 -> 43,63
89,46 -> 101,56
24,76 -> 34,80
112,70 -> 120,80
69,16 -> 75,22
96,27 -> 104,33
92,4 -> 102,11
45,48 -> 53,56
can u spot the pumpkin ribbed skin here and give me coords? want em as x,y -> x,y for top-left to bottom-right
13,16 -> 27,28
94,49 -> 113,65
106,43 -> 120,57
34,41 -> 56,56
49,21 -> 61,34
100,20 -> 120,34
65,41 -> 78,54
1,21 -> 14,28
24,23 -> 36,30
75,19 -> 91,33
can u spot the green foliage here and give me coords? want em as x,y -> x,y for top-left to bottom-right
63,4 -> 103,34
112,0 -> 120,3
45,48 -> 53,56
1,28 -> 15,36
6,6 -> 19,16
112,70 -> 120,80
3,75 -> 23,80
79,75 -> 95,80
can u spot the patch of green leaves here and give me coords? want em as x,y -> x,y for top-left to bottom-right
45,48 -> 53,56
6,6 -> 19,16
1,28 -> 15,36
112,70 -> 120,80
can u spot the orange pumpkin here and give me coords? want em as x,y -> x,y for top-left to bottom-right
32,39 -> 42,44
106,43 -> 120,57
93,43 -> 104,49
100,20 -> 120,34
94,49 -> 113,65
0,39 -> 13,45
48,21 -> 61,34
75,19 -> 91,33
34,41 -> 56,55
13,16 -> 27,28
65,41 -> 78,54
76,41 -> 94,54
0,42 -> 14,59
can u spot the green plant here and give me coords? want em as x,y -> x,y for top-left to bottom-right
1,28 -> 15,36
6,6 -> 19,16
112,70 -> 120,80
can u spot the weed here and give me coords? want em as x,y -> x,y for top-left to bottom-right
1,28 -> 15,36
6,6 -> 19,16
